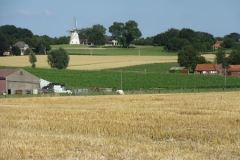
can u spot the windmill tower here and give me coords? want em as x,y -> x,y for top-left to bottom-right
68,17 -> 80,44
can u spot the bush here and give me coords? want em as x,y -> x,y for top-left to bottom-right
47,47 -> 69,69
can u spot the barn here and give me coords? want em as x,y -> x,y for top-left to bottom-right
0,69 -> 41,94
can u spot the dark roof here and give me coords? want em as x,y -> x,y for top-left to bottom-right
13,41 -> 28,48
0,69 -> 20,78
195,64 -> 222,71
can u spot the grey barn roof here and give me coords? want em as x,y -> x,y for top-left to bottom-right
13,41 -> 29,48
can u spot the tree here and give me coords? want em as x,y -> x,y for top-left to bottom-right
0,34 -> 9,56
177,45 -> 206,72
29,52 -> 37,68
92,24 -> 106,35
78,28 -> 93,39
221,38 -> 235,48
153,28 -> 179,46
88,31 -> 105,46
11,46 -> 21,56
215,49 -> 229,68
47,48 -> 69,69
228,49 -> 240,65
109,20 -> 142,48
224,32 -> 240,42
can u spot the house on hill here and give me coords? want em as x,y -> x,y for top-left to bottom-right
194,64 -> 223,75
13,41 -> 29,55
226,65 -> 240,76
212,40 -> 223,50
0,69 -> 40,94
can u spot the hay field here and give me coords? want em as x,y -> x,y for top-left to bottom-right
1,92 -> 240,159
0,54 -> 215,70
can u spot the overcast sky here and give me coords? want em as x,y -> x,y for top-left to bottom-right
0,0 -> 239,38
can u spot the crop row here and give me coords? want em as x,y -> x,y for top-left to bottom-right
25,67 -> 240,90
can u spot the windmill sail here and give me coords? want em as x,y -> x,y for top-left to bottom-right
69,17 -> 80,44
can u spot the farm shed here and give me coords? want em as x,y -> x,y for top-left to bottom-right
0,69 -> 40,94
226,65 -> 240,76
194,64 -> 223,75
169,67 -> 188,74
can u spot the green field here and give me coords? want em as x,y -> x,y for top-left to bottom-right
50,45 -> 177,56
19,63 -> 240,90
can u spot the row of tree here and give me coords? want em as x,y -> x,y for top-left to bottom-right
1,22 -> 240,56
177,46 -> 240,72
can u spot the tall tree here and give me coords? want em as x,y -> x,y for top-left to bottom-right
88,31 -> 105,46
177,45 -> 206,72
0,34 -> 9,56
92,24 -> 106,35
11,46 -> 21,56
29,52 -> 37,68
47,48 -> 69,69
215,49 -> 229,68
224,32 -> 240,42
109,20 -> 142,48
228,49 -> 240,65
78,28 -> 93,39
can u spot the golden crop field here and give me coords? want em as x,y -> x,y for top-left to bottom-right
0,54 -> 215,70
1,92 -> 240,159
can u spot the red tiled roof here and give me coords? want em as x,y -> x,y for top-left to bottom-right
227,65 -> 240,71
195,64 -> 221,71
0,69 -> 20,78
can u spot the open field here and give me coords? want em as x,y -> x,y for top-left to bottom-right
0,92 -> 240,159
0,54 -> 215,70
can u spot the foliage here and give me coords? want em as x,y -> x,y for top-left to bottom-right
134,37 -> 153,45
228,49 -> 240,65
215,49 -> 229,68
177,45 -> 206,71
0,33 -> 9,56
29,52 -> 37,68
224,32 -> 240,42
153,28 -> 215,52
88,31 -> 105,46
47,48 -> 69,69
78,28 -> 93,39
153,28 -> 179,46
11,46 -> 21,56
24,48 -> 32,55
109,20 -> 142,48
221,38 -> 235,48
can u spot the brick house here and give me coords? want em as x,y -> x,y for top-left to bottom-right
212,40 -> 223,50
194,64 -> 223,75
226,65 -> 240,76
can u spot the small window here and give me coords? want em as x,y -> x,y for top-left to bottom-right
20,71 -> 23,75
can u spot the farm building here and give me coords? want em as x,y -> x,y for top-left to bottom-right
13,41 -> 29,55
226,65 -> 240,76
194,64 -> 223,75
212,40 -> 223,50
0,69 -> 41,94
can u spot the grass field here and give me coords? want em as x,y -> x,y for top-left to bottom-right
1,92 -> 240,159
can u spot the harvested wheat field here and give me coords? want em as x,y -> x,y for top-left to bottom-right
0,92 -> 240,159
0,54 -> 215,70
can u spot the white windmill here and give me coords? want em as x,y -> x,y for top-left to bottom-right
68,17 -> 80,44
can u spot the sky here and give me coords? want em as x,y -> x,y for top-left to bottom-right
0,0 -> 239,38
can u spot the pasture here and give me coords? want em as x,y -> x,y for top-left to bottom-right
0,92 -> 240,159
